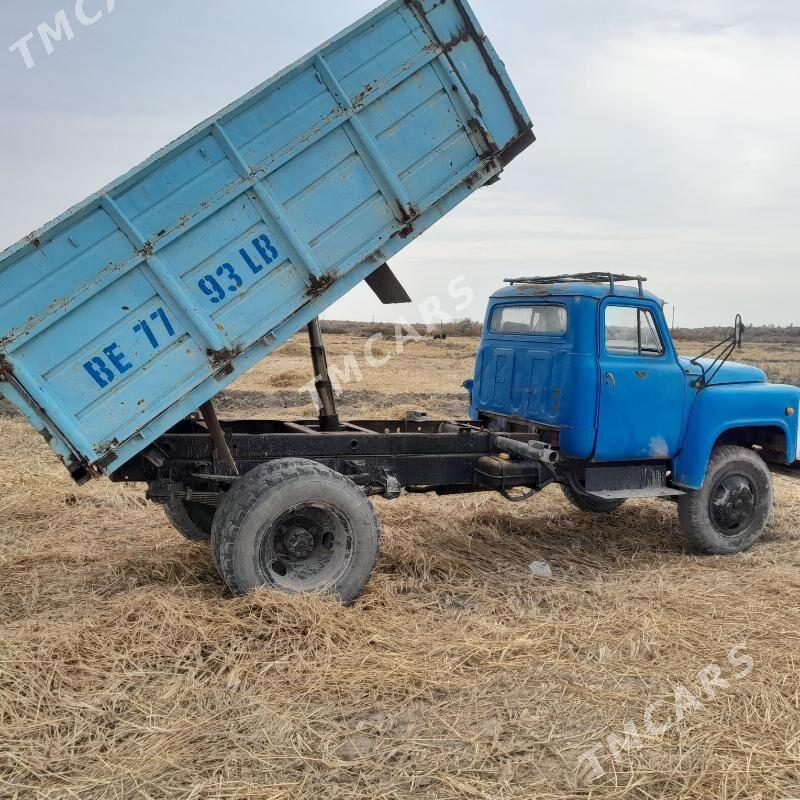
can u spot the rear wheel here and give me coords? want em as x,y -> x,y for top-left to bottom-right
211,459 -> 380,603
561,482 -> 625,514
678,445 -> 773,555
163,498 -> 214,542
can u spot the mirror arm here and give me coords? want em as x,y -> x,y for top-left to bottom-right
691,313 -> 744,388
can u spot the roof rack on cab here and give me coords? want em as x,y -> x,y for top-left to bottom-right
503,272 -> 647,298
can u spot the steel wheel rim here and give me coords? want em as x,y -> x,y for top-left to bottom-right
258,502 -> 354,592
709,474 -> 757,536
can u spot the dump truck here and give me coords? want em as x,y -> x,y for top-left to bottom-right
111,272 -> 799,603
3,3 -> 799,604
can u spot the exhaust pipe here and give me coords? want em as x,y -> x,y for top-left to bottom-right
493,435 -> 560,465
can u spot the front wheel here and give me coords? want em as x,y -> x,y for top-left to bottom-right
211,459 -> 380,603
678,445 -> 773,555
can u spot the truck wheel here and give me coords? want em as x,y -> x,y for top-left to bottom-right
211,459 -> 380,603
561,483 -> 625,513
678,445 -> 773,555
163,498 -> 214,542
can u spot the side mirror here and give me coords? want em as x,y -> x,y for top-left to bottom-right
734,314 -> 745,350
691,312 -> 746,385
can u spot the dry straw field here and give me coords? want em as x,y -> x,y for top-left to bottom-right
2,333 -> 800,799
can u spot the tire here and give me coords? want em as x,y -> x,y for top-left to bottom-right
163,498 -> 215,542
561,482 -> 625,513
678,445 -> 773,555
211,458 -> 380,603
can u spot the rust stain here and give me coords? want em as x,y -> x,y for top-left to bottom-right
468,87 -> 484,115
352,83 -> 375,107
214,363 -> 236,380
307,272 -> 335,296
208,346 -> 243,368
397,222 -> 415,239
440,30 -> 470,52
398,203 -> 418,224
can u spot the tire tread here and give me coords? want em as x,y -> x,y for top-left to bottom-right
677,445 -> 773,555
561,482 -> 625,514
211,459 -> 380,601
163,498 -> 214,542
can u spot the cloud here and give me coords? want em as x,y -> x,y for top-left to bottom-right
0,0 -> 797,327
585,23 -> 800,217
339,4 -> 800,328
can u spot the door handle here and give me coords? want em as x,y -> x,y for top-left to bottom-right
635,370 -> 648,379
604,371 -> 616,390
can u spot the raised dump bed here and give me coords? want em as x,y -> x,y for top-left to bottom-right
0,0 -> 533,481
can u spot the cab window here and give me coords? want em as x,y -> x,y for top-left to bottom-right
605,305 -> 664,356
489,304 -> 567,335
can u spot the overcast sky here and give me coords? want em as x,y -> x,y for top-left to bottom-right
1,1 -> 798,327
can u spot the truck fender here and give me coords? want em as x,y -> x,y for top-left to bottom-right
672,383 -> 800,489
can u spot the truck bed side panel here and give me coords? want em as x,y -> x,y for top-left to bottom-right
0,0 -> 533,477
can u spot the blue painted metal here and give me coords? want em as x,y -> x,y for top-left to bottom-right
472,294 -> 600,459
0,0 -> 534,479
593,296 -> 686,461
673,383 -> 800,488
472,280 -> 800,482
680,357 -> 767,386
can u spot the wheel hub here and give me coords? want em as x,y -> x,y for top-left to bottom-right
259,502 -> 354,592
283,525 -> 316,559
710,475 -> 756,534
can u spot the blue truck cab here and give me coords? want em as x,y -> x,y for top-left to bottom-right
469,273 -> 800,555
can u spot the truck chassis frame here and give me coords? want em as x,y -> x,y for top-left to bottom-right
113,416 -> 560,504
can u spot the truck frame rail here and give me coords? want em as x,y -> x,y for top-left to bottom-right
113,416 -> 558,502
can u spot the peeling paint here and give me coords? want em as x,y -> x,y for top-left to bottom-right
307,272 -> 336,296
649,436 -> 670,458
207,346 -> 243,368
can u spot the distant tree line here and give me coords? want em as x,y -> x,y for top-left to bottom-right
320,319 -> 799,343
320,318 -> 484,338
671,324 -> 800,344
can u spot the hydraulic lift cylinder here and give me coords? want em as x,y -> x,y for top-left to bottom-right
307,318 -> 340,432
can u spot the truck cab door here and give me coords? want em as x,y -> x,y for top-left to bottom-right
594,300 -> 685,461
